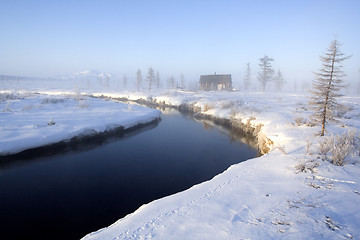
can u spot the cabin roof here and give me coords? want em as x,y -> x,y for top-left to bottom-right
199,74 -> 232,84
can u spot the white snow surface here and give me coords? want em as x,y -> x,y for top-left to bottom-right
0,92 -> 160,155
1,80 -> 360,239
82,90 -> 360,240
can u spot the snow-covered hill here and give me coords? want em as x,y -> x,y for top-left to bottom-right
62,70 -> 113,81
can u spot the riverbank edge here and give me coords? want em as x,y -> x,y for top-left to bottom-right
97,95 -> 273,155
0,116 -> 161,160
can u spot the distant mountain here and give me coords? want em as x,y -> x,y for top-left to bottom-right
0,70 -> 115,82
63,70 -> 114,80
0,74 -> 57,81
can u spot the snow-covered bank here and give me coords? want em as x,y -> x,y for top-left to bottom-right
1,82 -> 360,239
82,90 -> 360,239
0,92 -> 161,155
84,152 -> 360,240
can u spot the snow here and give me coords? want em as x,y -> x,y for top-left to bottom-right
1,78 -> 360,239
81,90 -> 360,240
0,92 -> 161,155
83,153 -> 359,240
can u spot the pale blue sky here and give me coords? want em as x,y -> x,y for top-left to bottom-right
1,0 -> 359,86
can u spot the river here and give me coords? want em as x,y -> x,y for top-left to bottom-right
0,109 -> 259,239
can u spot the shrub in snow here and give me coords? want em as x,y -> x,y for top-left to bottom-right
229,109 -> 239,120
329,130 -> 357,166
292,116 -> 315,127
335,104 -> 352,118
48,118 -> 56,126
306,138 -> 311,155
203,103 -> 214,112
316,130 -> 358,166
42,97 -> 65,104
22,105 -> 35,111
77,100 -> 90,109
0,92 -> 18,102
318,135 -> 335,156
3,102 -> 11,112
296,102 -> 308,111
73,90 -> 83,101
293,116 -> 306,126
295,159 -> 319,174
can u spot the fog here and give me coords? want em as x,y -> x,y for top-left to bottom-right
1,1 -> 359,95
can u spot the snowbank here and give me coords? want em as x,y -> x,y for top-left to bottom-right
82,90 -> 360,240
2,84 -> 360,239
0,92 -> 161,155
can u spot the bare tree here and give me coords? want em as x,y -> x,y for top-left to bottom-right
274,69 -> 286,90
244,62 -> 251,90
146,67 -> 155,91
136,69 -> 142,91
257,55 -> 274,91
309,39 -> 351,136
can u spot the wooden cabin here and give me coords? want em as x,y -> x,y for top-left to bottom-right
199,74 -> 232,91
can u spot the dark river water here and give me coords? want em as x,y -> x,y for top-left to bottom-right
0,109 -> 259,239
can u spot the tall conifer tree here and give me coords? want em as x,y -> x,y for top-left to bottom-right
309,39 -> 351,136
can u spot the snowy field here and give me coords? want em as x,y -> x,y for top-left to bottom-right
0,91 -> 161,155
82,90 -> 360,240
1,79 -> 360,239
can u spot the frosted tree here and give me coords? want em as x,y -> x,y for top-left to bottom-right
146,67 -> 155,91
136,69 -> 142,91
180,73 -> 185,89
167,76 -> 175,89
105,75 -> 110,88
257,55 -> 274,91
243,62 -> 251,90
309,39 -> 351,136
274,69 -> 286,90
156,71 -> 160,89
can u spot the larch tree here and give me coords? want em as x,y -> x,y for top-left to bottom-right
309,39 -> 351,136
156,71 -> 160,89
274,69 -> 286,91
146,67 -> 155,91
180,73 -> 185,89
167,76 -> 175,89
257,55 -> 274,91
243,62 -> 251,90
105,75 -> 110,88
136,69 -> 142,91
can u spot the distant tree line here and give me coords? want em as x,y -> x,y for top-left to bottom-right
242,56 -> 286,92
134,68 -> 187,91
